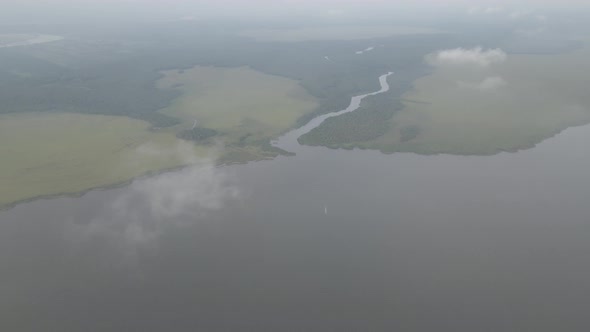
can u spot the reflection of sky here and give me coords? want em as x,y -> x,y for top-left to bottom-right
3,122 -> 590,331
67,162 -> 240,265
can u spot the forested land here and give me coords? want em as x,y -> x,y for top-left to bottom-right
298,65 -> 430,147
0,21 -> 523,157
0,23 -> 461,130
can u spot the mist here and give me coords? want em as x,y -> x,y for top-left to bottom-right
4,0 -> 590,25
3,0 -> 590,330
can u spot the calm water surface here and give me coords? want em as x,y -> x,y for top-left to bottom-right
2,120 -> 590,331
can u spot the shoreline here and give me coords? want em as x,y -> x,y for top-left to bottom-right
3,120 -> 589,212
3,69 -> 588,212
0,152 -> 274,212
273,72 -> 394,153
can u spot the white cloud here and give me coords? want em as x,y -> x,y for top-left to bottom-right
428,47 -> 507,67
71,143 -> 240,261
458,76 -> 507,91
117,163 -> 239,221
355,46 -> 375,55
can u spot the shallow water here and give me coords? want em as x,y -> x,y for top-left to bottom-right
2,99 -> 590,330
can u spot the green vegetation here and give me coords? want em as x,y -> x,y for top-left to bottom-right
0,64 -> 322,207
177,127 -> 218,142
157,66 -> 318,154
299,93 -> 402,146
0,45 -> 182,127
301,44 -> 590,155
0,25 -> 454,130
3,20 -> 559,207
158,66 -> 318,139
0,112 -> 210,208
299,66 -> 429,148
399,125 -> 420,143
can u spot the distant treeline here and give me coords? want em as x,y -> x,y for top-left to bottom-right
177,127 -> 218,142
299,66 -> 430,147
299,92 -> 401,146
0,25 -> 460,129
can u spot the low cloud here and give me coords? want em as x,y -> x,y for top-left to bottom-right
428,47 -> 507,67
115,162 -> 239,221
71,143 -> 240,262
458,76 -> 507,91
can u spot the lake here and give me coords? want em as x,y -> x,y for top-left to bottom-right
2,121 -> 590,331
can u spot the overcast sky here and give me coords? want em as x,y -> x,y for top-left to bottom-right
2,0 -> 589,25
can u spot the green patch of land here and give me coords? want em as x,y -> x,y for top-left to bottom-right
299,92 -> 401,147
0,29 -> 451,130
0,66 -> 319,207
239,25 -> 443,42
158,66 -> 318,152
0,112 -> 209,208
301,44 -> 590,155
0,26 -> 470,208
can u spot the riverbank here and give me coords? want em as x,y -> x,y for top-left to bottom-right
298,45 -> 590,155
273,72 -> 394,153
0,65 -> 319,209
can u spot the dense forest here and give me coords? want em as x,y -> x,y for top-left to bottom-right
177,127 -> 218,142
2,20 -> 547,159
0,23 -> 463,131
298,65 -> 430,147
299,93 -> 401,146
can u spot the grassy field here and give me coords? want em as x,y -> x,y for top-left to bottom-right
0,112 -> 209,208
304,43 -> 590,155
239,25 -> 443,42
158,66 -> 318,147
0,66 -> 318,207
378,44 -> 590,154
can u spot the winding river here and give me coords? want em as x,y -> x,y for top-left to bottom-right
2,72 -> 590,330
273,72 -> 393,152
